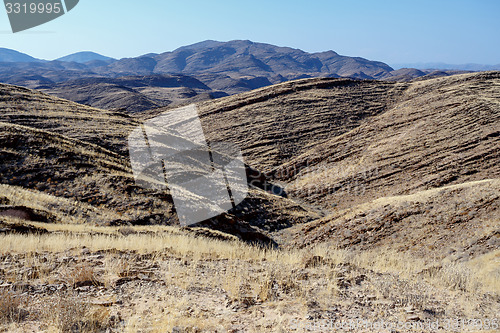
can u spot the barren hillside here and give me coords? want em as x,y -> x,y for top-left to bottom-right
0,72 -> 499,332
1,72 -> 498,249
193,71 -> 500,259
0,84 -> 315,244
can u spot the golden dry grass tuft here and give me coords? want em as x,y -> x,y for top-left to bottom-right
0,290 -> 27,324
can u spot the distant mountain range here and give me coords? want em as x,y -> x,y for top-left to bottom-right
0,40 -> 491,111
0,49 -> 114,63
392,62 -> 500,71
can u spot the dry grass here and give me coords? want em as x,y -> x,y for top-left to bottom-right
37,294 -> 115,333
0,184 -> 119,225
1,222 -> 497,297
0,222 -> 344,266
0,290 -> 27,324
466,249 -> 500,294
348,248 -> 499,295
0,225 -> 498,332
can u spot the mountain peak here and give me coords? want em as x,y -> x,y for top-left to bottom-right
174,40 -> 224,52
152,40 -> 393,84
0,48 -> 41,63
56,51 -> 115,64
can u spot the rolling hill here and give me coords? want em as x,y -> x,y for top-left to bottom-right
0,71 -> 499,331
192,71 -> 500,262
0,83 -> 315,244
39,74 -> 228,113
1,71 -> 498,254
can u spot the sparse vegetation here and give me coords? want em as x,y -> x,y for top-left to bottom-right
0,223 -> 498,331
1,72 -> 499,331
0,290 -> 27,324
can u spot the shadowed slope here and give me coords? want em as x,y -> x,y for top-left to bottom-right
0,83 -> 316,243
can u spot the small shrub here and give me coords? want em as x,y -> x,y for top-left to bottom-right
64,263 -> 102,287
0,289 -> 28,323
50,296 -> 114,333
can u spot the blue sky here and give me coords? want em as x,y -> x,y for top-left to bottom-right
1,0 -> 499,66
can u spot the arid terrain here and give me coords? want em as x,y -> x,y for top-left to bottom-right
0,40 -> 473,114
0,71 -> 499,332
